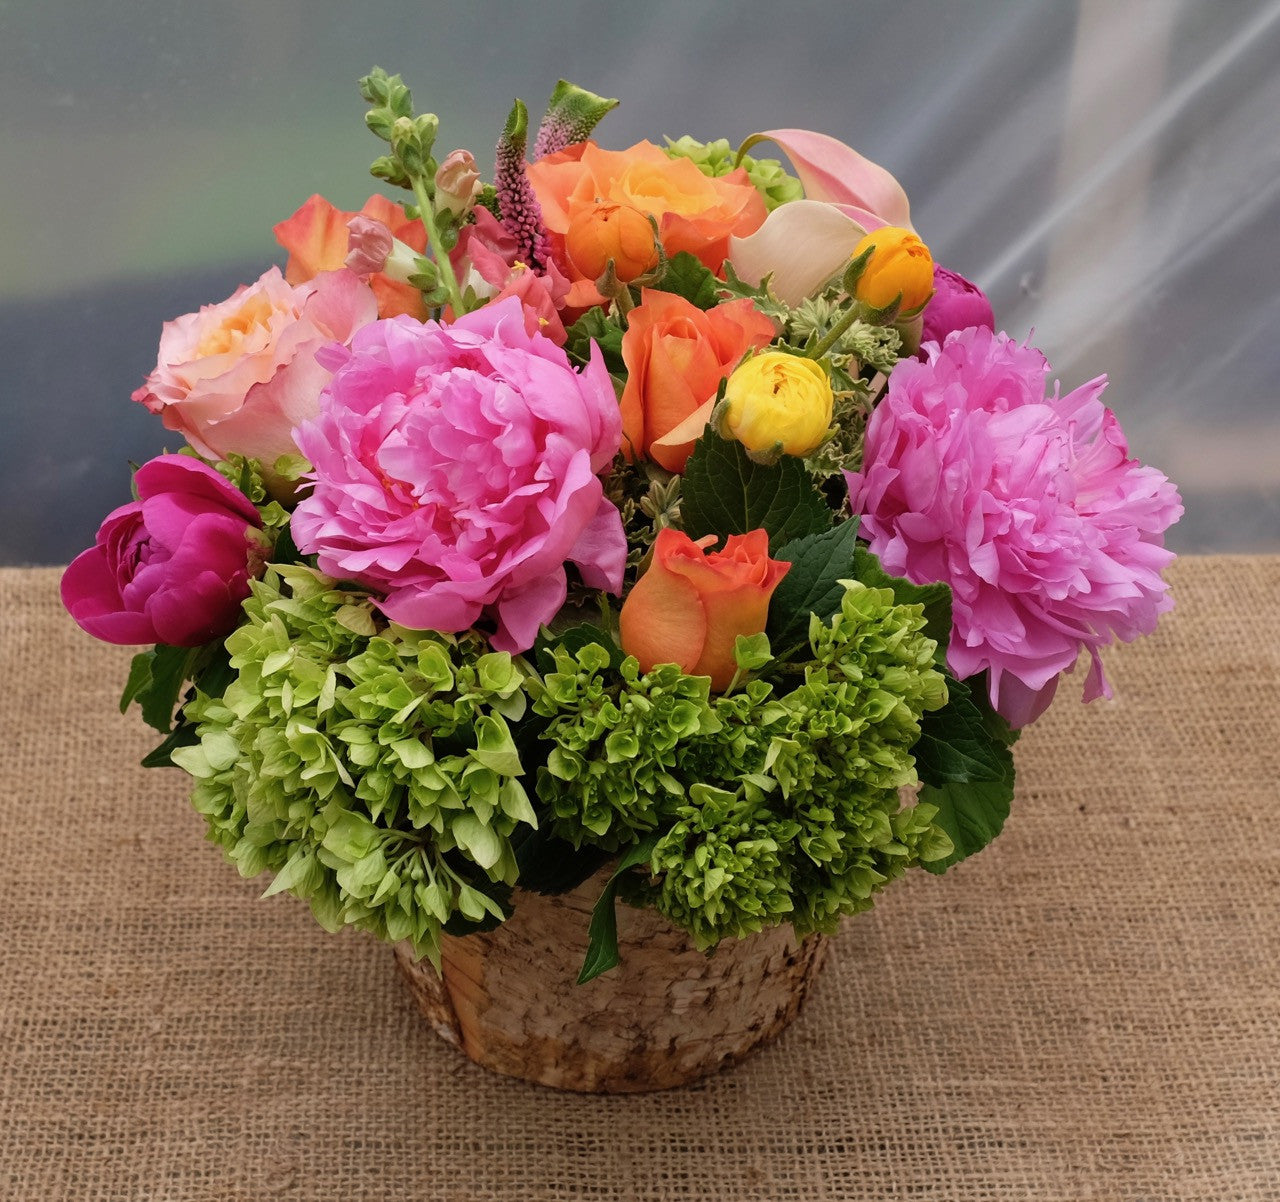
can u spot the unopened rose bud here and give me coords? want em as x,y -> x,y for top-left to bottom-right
850,226 -> 934,312
718,351 -> 833,459
564,202 -> 660,283
435,149 -> 483,218
345,215 -> 420,284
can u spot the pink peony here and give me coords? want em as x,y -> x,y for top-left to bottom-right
920,265 -> 994,350
290,297 -> 626,652
847,328 -> 1182,727
61,455 -> 265,647
132,266 -> 377,482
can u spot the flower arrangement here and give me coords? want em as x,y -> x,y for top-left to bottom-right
63,71 -> 1182,985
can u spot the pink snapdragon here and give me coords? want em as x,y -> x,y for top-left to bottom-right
847,328 -> 1183,727
290,298 -> 626,652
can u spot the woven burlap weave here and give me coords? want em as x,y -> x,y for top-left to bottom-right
2,557 -> 1277,1200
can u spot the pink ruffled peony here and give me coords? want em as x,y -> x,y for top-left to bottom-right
61,455 -> 265,647
290,297 -> 626,652
847,328 -> 1182,727
132,266 -> 377,482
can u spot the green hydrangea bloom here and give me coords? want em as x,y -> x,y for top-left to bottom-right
532,644 -> 721,851
171,565 -> 538,965
663,136 -> 804,210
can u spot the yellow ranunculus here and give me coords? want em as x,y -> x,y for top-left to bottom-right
850,226 -> 934,311
719,351 -> 833,458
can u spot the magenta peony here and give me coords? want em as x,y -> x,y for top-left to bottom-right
847,328 -> 1182,727
290,297 -> 626,652
61,455 -> 265,647
920,265 -> 994,349
132,266 -> 377,483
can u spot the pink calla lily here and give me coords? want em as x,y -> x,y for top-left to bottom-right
727,129 -> 915,306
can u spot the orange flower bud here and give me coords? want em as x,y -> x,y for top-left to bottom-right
619,528 -> 790,691
564,202 -> 660,283
850,226 -> 934,311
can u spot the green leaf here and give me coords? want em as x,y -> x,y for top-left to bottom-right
578,835 -> 658,984
914,674 -> 1015,788
766,518 -> 859,652
564,308 -> 626,375
512,824 -> 612,895
681,434 -> 830,553
852,544 -> 952,661
119,652 -> 153,715
918,777 -> 1014,874
534,622 -> 623,676
138,645 -> 196,733
653,251 -> 720,309
139,721 -> 200,769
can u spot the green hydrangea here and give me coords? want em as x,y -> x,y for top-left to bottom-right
664,136 -> 804,210
531,643 -> 721,851
171,565 -> 538,965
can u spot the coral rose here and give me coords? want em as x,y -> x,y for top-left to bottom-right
273,193 -> 429,319
61,455 -> 264,647
290,297 -> 626,653
847,328 -> 1182,728
619,528 -> 789,691
620,289 -> 775,473
132,266 -> 377,483
528,140 -> 767,307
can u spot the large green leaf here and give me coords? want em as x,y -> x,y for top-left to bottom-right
652,251 -> 720,310
681,435 -> 830,553
918,778 -> 1014,874
914,674 -> 1014,787
766,518 -> 860,654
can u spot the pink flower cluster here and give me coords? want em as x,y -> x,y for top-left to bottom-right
290,297 -> 626,651
848,328 -> 1183,727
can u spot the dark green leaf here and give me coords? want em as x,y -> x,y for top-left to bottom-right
119,652 -> 154,715
918,776 -> 1014,874
852,544 -> 952,661
564,308 -> 626,375
578,835 -> 658,984
533,622 -> 624,676
681,435 -> 830,553
914,674 -> 1014,787
766,518 -> 860,652
513,824 -> 612,895
140,721 -> 200,769
653,251 -> 720,309
137,645 -> 196,733
441,883 -> 513,935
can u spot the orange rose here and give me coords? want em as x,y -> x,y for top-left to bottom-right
620,289 -> 775,473
619,528 -> 789,691
273,194 -> 429,320
527,140 -> 767,307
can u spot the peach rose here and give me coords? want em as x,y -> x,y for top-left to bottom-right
273,193 -> 429,319
619,528 -> 789,691
132,266 -> 377,480
527,140 -> 767,307
619,289 -> 775,473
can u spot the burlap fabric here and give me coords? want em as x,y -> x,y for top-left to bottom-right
2,557 -> 1277,1201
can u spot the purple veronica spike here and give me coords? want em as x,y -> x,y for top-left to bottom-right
532,80 -> 619,159
495,99 -> 552,271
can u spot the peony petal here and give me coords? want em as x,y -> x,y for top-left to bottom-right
727,200 -> 867,306
566,496 -> 627,594
744,128 -> 913,228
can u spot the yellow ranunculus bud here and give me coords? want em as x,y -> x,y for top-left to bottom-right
850,226 -> 934,311
719,351 -> 834,458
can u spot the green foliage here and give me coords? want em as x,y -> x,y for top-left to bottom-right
664,136 -> 803,210
651,251 -> 721,310
766,518 -> 859,654
170,565 -> 540,965
564,308 -> 626,376
681,433 -> 831,553
918,674 -> 1019,873
578,836 -> 659,983
531,646 -> 721,851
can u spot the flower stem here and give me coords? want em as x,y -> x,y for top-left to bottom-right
806,302 -> 866,361
411,176 -> 466,317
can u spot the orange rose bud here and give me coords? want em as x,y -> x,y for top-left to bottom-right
619,528 -> 790,691
850,226 -> 934,311
619,289 -> 775,473
564,202 -> 660,283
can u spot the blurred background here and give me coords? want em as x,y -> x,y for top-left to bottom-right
3,0 -> 1277,564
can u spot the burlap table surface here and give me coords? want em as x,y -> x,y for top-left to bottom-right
2,556 -> 1277,1201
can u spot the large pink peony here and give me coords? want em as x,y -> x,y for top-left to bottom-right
133,266 -> 377,482
847,328 -> 1182,727
61,455 -> 265,647
290,297 -> 626,651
